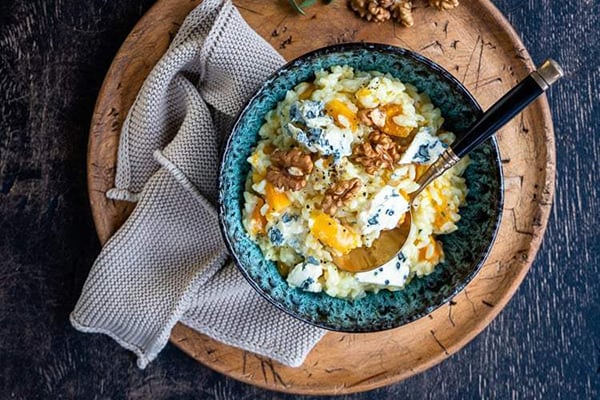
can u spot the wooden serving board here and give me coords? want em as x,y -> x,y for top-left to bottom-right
87,0 -> 555,395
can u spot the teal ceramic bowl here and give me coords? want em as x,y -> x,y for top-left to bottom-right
219,43 -> 503,332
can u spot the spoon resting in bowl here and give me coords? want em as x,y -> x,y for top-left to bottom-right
333,59 -> 564,273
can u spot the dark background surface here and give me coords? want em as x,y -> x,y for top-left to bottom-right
0,0 -> 598,398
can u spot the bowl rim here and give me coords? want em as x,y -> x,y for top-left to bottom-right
218,42 -> 504,333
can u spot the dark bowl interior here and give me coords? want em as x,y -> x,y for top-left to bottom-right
219,43 -> 503,332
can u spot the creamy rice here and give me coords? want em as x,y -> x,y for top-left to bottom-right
242,65 -> 469,300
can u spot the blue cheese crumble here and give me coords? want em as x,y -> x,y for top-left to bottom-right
355,251 -> 410,288
285,100 -> 353,160
399,127 -> 448,165
267,213 -> 305,251
358,185 -> 410,238
287,261 -> 323,292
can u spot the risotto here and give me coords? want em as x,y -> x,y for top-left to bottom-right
242,65 -> 469,300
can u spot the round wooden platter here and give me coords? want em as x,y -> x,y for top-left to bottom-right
88,0 -> 555,395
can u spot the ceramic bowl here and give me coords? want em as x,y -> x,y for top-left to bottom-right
219,43 -> 503,332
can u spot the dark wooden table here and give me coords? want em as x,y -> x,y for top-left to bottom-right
0,0 -> 598,398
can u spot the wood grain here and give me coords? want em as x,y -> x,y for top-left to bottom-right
87,0 -> 557,395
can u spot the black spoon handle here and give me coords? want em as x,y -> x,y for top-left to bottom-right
451,59 -> 564,158
413,59 -> 563,195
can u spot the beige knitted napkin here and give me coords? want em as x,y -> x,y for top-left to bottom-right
71,0 -> 326,369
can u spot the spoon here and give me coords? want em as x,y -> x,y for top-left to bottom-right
333,59 -> 564,273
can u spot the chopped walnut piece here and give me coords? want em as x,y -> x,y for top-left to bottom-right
358,108 -> 386,128
349,0 -> 394,23
322,178 -> 362,215
390,0 -> 414,27
370,108 -> 387,127
267,148 -> 314,191
357,109 -> 373,126
429,0 -> 459,10
352,131 -> 403,174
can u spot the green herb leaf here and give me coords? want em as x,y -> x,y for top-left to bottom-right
288,0 -> 306,15
289,0 -> 333,15
300,0 -> 318,7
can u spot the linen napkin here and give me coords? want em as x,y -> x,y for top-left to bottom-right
71,0 -> 326,369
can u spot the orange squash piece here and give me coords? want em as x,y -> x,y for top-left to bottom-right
252,172 -> 264,184
265,182 -> 291,214
249,198 -> 267,235
419,238 -> 444,263
325,99 -> 358,130
299,83 -> 317,100
380,104 -> 413,138
310,211 -> 360,254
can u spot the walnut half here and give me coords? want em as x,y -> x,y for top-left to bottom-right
352,131 -> 403,174
266,148 -> 314,191
357,108 -> 386,128
429,0 -> 459,10
322,178 -> 362,216
390,0 -> 414,27
349,0 -> 394,23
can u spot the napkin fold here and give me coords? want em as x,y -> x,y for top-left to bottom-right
71,0 -> 326,369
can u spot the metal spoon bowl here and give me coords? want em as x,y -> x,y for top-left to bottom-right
333,59 -> 564,273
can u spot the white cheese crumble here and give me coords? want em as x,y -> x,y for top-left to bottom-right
267,214 -> 305,251
287,261 -> 323,292
399,127 -> 448,165
355,251 -> 410,288
358,185 -> 410,236
286,100 -> 354,160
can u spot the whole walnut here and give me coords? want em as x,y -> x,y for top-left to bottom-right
352,130 -> 403,174
321,178 -> 362,215
267,148 -> 314,191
